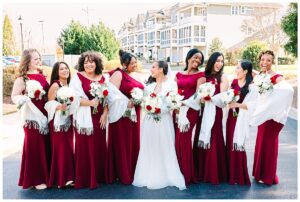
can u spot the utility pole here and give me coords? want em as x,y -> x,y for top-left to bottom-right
38,20 -> 45,53
82,7 -> 90,27
18,16 -> 24,52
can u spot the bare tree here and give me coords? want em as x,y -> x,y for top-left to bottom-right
241,7 -> 288,68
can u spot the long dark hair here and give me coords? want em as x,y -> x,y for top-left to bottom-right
239,60 -> 253,96
184,48 -> 204,71
146,61 -> 168,84
205,52 -> 224,83
119,49 -> 136,70
50,61 -> 71,85
78,51 -> 103,75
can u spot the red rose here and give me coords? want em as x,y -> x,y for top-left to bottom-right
34,90 -> 41,98
270,77 -> 276,84
178,89 -> 184,95
155,108 -> 161,114
69,96 -> 74,102
166,92 -> 170,96
146,105 -> 152,111
150,93 -> 156,98
233,90 -> 239,96
103,89 -> 109,96
204,95 -> 211,101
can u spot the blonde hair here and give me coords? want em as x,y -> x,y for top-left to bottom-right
18,48 -> 41,79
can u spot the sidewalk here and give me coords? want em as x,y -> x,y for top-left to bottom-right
2,114 -> 297,199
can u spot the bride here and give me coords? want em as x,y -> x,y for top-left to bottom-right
132,61 -> 186,190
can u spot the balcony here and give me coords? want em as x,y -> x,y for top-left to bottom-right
177,16 -> 207,26
178,38 -> 192,45
146,23 -> 164,31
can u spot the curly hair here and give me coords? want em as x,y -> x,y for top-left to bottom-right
258,50 -> 275,64
77,51 -> 103,75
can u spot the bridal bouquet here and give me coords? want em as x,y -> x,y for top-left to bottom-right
123,87 -> 144,122
56,86 -> 75,116
220,89 -> 240,117
194,82 -> 216,101
142,92 -> 162,122
89,81 -> 109,114
253,74 -> 275,95
165,89 -> 184,110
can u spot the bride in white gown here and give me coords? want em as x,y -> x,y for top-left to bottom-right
132,61 -> 186,190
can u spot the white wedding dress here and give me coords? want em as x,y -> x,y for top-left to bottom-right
132,78 -> 186,190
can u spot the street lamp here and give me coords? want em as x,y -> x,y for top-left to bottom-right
18,16 -> 24,52
38,20 -> 45,53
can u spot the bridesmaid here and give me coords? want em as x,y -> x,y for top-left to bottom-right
251,50 -> 293,185
226,60 -> 257,185
46,61 -> 75,188
194,52 -> 229,185
174,48 -> 205,185
69,51 -> 108,189
107,50 -> 144,184
11,48 -> 50,189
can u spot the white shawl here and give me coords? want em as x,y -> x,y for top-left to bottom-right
12,95 -> 49,134
177,93 -> 201,133
250,80 -> 294,126
197,99 -> 216,149
232,84 -> 259,151
69,73 -> 129,135
44,100 -> 75,132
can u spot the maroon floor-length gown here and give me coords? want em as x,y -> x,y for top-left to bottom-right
74,73 -> 107,189
174,71 -> 204,185
18,73 -> 51,189
193,75 -> 228,185
252,74 -> 284,185
107,68 -> 144,184
225,79 -> 251,185
48,80 -> 75,188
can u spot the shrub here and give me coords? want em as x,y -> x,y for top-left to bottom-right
242,41 -> 268,70
278,57 -> 296,65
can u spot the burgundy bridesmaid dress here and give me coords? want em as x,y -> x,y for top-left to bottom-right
252,74 -> 284,185
18,73 -> 51,189
74,73 -> 107,189
193,76 -> 228,185
174,71 -> 204,185
48,80 -> 75,188
225,79 -> 251,185
107,68 -> 144,184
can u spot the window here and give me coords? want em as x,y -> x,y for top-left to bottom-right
194,8 -> 207,16
201,26 -> 206,37
194,25 -> 200,36
246,27 -> 253,35
231,6 -> 239,15
240,6 -> 246,14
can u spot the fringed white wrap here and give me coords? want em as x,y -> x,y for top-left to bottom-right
44,100 -> 73,132
12,95 -> 49,134
177,93 -> 201,133
106,82 -> 129,123
69,73 -> 94,135
232,84 -> 259,151
197,100 -> 216,149
250,80 -> 294,126
69,73 -> 129,135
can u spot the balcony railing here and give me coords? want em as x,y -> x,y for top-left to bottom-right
193,37 -> 206,43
